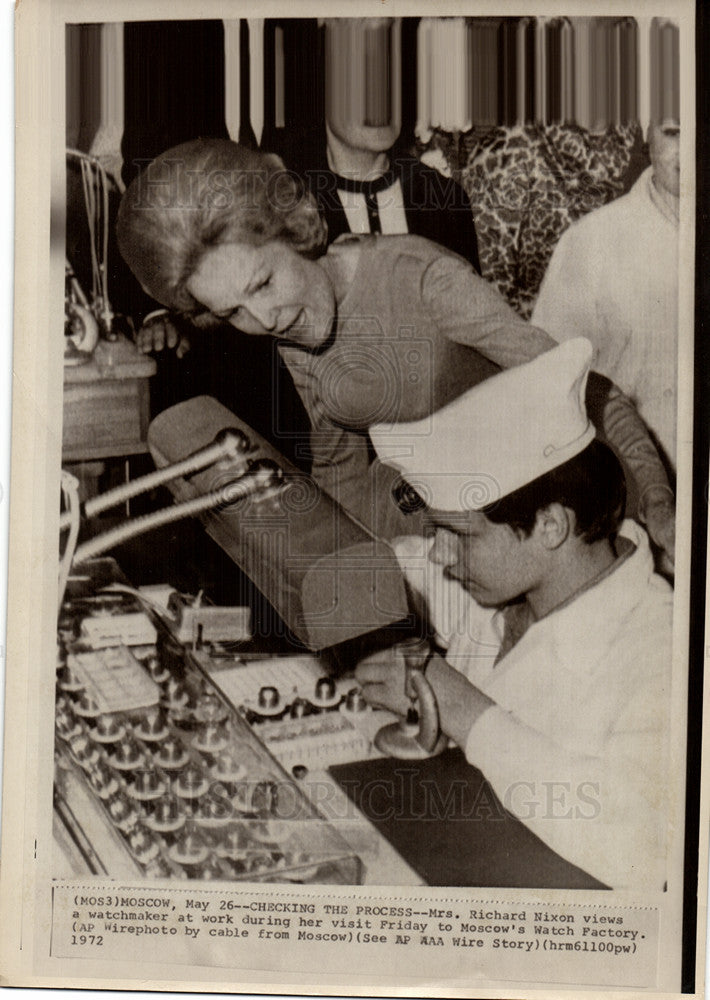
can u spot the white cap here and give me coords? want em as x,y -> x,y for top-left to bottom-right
370,338 -> 595,513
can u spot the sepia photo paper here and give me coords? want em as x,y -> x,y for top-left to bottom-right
1,0 -> 707,997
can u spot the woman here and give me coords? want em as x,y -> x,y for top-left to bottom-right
117,139 -> 675,556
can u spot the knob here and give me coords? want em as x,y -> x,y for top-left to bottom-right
145,655 -> 169,685
169,828 -> 209,866
246,458 -> 283,491
155,737 -> 189,770
258,686 -> 280,710
216,824 -> 249,858
128,826 -> 160,864
289,698 -> 311,719
106,793 -> 139,831
163,678 -> 189,707
56,707 -> 83,741
197,794 -> 233,823
111,738 -> 143,770
175,762 -> 209,801
87,760 -> 118,799
212,750 -> 247,786
136,709 -> 169,742
58,663 -> 84,693
214,427 -> 251,458
76,691 -> 101,715
147,795 -> 185,835
251,780 -> 279,817
92,713 -> 125,743
201,855 -> 226,881
69,733 -> 100,768
193,721 -> 228,755
195,692 -> 228,723
344,687 -> 367,712
315,676 -> 337,703
128,767 -> 164,800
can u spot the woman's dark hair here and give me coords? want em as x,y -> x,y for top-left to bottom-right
482,439 -> 626,544
116,139 -> 328,313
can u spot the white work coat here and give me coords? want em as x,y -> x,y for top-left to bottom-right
532,168 -> 679,468
394,520 -> 673,891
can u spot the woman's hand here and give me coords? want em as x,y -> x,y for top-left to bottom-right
137,311 -> 191,358
640,486 -> 675,572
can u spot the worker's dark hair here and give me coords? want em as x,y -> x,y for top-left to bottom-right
481,439 -> 626,544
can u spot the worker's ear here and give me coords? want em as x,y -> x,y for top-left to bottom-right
533,503 -> 571,550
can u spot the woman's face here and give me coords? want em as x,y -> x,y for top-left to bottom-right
186,241 -> 336,347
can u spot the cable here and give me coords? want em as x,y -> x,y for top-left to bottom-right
58,429 -> 252,531
68,148 -> 114,334
58,471 -> 81,612
72,464 -> 280,565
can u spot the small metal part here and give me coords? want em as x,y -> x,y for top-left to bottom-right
146,795 -> 185,835
57,663 -> 84,693
175,762 -> 209,802
135,708 -> 169,742
68,733 -> 100,769
111,738 -> 144,771
212,750 -> 247,787
289,698 -> 311,719
258,685 -> 280,710
128,826 -> 160,864
215,824 -> 249,859
91,713 -> 126,743
154,736 -> 190,771
214,427 -> 251,459
86,760 -> 119,799
194,692 -> 229,723
145,654 -> 170,685
196,793 -> 233,824
162,676 -> 190,706
344,687 -> 368,713
246,457 -> 284,492
193,721 -> 229,755
251,780 -> 279,817
168,828 -> 210,866
315,676 -> 336,702
127,767 -> 165,802
106,792 -> 140,832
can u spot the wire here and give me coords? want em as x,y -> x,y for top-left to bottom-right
58,430 -> 252,531
68,148 -> 114,333
58,471 -> 81,612
72,468 -> 276,565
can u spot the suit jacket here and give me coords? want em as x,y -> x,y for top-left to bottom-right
272,129 -> 481,272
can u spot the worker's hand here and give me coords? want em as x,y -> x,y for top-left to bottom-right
640,487 -> 675,572
355,647 -> 411,718
136,311 -> 191,358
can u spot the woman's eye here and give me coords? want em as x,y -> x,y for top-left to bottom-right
257,276 -> 271,291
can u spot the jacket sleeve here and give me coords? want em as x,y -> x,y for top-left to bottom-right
421,253 -> 557,367
530,225 -> 599,342
280,345 -> 416,538
423,253 -> 673,505
464,661 -> 670,891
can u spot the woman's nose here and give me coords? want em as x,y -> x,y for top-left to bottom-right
229,305 -> 275,335
248,301 -> 277,332
428,528 -> 459,567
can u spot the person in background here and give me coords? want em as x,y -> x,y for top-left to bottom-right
532,121 -> 680,485
275,18 -> 481,271
117,139 -> 676,561
137,17 -> 481,359
359,339 -> 672,891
